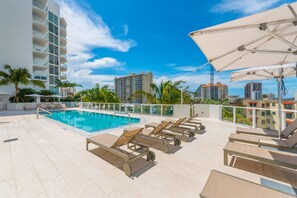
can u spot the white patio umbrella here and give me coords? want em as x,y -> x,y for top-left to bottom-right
231,64 -> 297,137
43,95 -> 60,102
25,94 -> 42,103
189,3 -> 297,71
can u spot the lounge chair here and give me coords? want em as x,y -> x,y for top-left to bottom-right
229,132 -> 297,151
179,115 -> 206,132
86,128 -> 155,176
126,122 -> 181,153
200,170 -> 294,198
24,104 -> 34,111
224,142 -> 297,169
236,119 -> 297,138
145,118 -> 195,141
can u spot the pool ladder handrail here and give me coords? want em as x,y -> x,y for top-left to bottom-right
36,107 -> 52,119
109,112 -> 131,128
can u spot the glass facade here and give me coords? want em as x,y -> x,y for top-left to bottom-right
48,11 -> 59,94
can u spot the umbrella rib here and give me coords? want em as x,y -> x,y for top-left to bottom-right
230,73 -> 248,81
287,4 -> 297,19
262,70 -> 277,78
214,24 -> 294,70
280,35 -> 297,64
189,18 -> 296,36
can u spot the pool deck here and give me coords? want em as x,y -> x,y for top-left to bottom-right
0,108 -> 295,197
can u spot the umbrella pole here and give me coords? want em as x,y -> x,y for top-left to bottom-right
277,78 -> 282,139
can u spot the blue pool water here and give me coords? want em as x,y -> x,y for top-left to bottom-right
45,110 -> 140,133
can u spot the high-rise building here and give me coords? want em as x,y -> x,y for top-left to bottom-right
295,92 -> 297,101
197,82 -> 228,100
0,0 -> 67,95
114,72 -> 153,103
244,82 -> 262,100
267,93 -> 276,100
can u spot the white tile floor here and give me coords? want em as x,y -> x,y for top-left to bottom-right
0,109 -> 292,197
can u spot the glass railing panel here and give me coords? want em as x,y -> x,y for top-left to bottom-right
126,105 -> 133,113
114,104 -> 120,111
134,104 -> 141,114
151,105 -> 161,115
142,105 -> 150,115
256,109 -> 278,131
235,107 -> 252,126
162,105 -> 173,116
221,106 -> 234,122
120,104 -> 126,112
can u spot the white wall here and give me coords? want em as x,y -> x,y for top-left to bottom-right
0,0 -> 33,94
193,104 -> 209,117
173,105 -> 191,118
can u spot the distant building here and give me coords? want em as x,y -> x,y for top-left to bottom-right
197,82 -> 228,100
267,93 -> 276,100
114,72 -> 153,103
244,82 -> 262,100
107,86 -> 115,93
243,99 -> 297,130
228,95 -> 240,103
60,87 -> 76,99
295,92 -> 297,101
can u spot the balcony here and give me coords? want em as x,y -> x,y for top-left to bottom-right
33,75 -> 47,82
60,27 -> 67,37
60,18 -> 67,28
60,55 -> 67,64
60,36 -> 67,46
60,73 -> 67,80
33,59 -> 48,71
33,44 -> 48,58
33,30 -> 48,45
32,1 -> 48,18
60,64 -> 67,72
60,46 -> 67,55
33,15 -> 48,32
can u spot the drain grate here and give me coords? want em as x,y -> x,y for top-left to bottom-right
3,138 -> 18,143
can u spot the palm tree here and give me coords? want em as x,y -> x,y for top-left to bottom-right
55,79 -> 82,98
0,65 -> 45,102
131,80 -> 190,104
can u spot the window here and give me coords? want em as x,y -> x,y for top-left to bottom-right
49,65 -> 54,75
266,110 -> 271,116
49,54 -> 59,65
286,114 -> 293,119
261,112 -> 265,116
266,119 -> 270,124
49,75 -> 54,84
272,112 -> 276,115
49,44 -> 58,55
49,33 -> 58,45
262,104 -> 265,108
261,120 -> 265,125
49,12 -> 59,26
272,103 -> 276,106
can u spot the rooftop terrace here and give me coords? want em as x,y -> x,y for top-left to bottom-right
1,108 -> 296,197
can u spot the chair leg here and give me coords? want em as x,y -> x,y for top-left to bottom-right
224,150 -> 228,166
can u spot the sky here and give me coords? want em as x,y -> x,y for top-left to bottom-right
56,0 -> 297,98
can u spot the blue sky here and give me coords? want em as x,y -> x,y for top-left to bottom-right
57,0 -> 297,97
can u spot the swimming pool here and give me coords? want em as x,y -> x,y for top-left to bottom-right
45,110 -> 140,133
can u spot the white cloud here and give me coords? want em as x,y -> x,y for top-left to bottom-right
174,66 -> 199,72
212,0 -> 281,14
68,69 -> 117,90
122,24 -> 129,35
58,0 -> 136,53
55,0 -> 135,88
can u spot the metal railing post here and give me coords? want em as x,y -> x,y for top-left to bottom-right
150,105 -> 153,115
141,104 -> 143,114
281,111 -> 286,130
252,109 -> 256,129
161,105 -> 163,116
233,107 -> 236,124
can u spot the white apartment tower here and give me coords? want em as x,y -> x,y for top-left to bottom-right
0,0 -> 67,95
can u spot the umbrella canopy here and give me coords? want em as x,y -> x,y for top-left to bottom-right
231,64 -> 296,138
230,64 -> 297,82
43,95 -> 60,98
0,92 -> 11,95
25,94 -> 42,97
25,94 -> 42,103
189,3 -> 297,71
